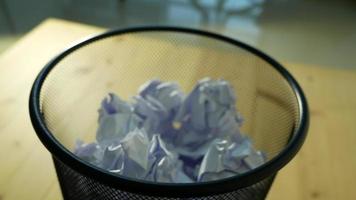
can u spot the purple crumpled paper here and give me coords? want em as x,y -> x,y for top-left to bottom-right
74,78 -> 265,183
74,140 -> 104,166
198,137 -> 265,182
173,78 -> 244,158
145,134 -> 193,183
77,128 -> 150,179
133,80 -> 184,140
96,93 -> 141,146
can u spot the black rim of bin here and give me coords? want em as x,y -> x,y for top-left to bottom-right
29,26 -> 309,198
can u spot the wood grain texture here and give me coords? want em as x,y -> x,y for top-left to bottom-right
0,19 -> 355,200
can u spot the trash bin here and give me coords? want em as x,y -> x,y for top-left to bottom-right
29,27 -> 308,200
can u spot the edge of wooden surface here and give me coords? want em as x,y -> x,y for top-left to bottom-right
0,18 -> 104,61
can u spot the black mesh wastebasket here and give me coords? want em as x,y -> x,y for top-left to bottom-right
29,27 -> 309,200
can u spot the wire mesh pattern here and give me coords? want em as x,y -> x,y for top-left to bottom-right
39,31 -> 299,159
54,158 -> 275,200
30,27 -> 307,200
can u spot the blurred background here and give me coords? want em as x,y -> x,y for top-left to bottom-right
0,0 -> 356,69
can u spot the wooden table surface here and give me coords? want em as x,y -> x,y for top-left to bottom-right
0,19 -> 355,200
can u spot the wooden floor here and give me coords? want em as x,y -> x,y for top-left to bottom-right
0,19 -> 355,200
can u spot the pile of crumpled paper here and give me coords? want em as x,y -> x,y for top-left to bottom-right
74,78 -> 265,183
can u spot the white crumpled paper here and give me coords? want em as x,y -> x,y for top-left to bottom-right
74,78 -> 265,183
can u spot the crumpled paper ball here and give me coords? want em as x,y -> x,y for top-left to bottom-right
173,78 -> 244,158
96,93 -> 141,146
74,78 -> 265,183
133,80 -> 184,140
198,137 -> 265,182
